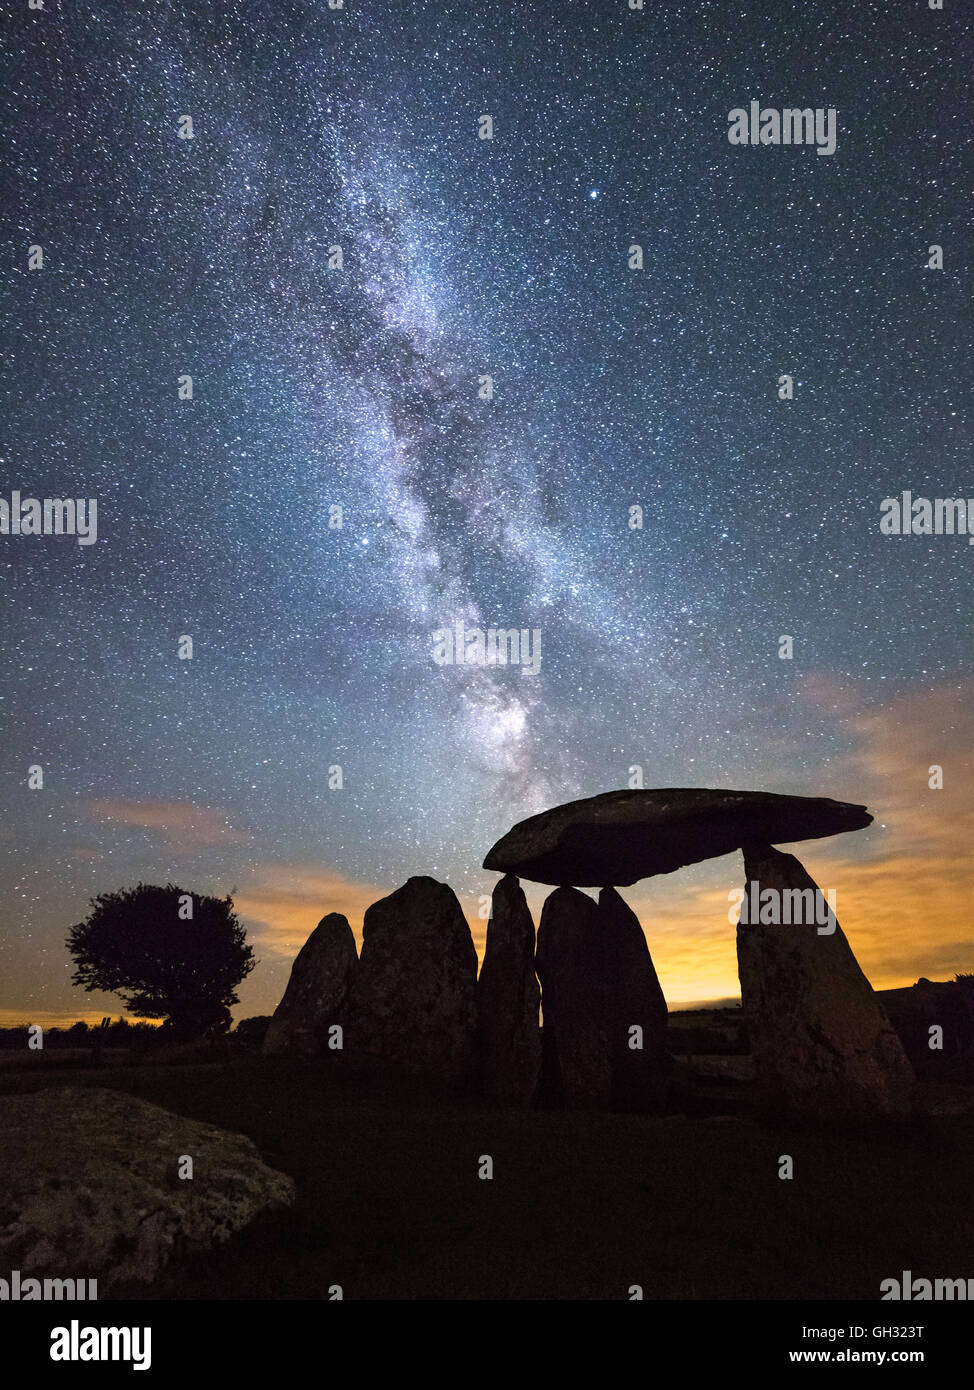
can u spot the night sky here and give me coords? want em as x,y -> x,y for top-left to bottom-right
2,0 -> 972,1025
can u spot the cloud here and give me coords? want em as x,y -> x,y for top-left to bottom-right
619,679 -> 974,1003
0,1009 -> 155,1029
234,866 -> 387,956
236,863 -> 491,962
85,681 -> 974,1014
85,799 -> 252,850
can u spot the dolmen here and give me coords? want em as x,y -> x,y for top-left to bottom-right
484,787 -> 915,1118
264,787 -> 914,1118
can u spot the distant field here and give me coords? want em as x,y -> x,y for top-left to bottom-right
2,1055 -> 971,1300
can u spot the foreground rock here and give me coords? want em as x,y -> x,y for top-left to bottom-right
0,1088 -> 294,1292
477,874 -> 542,1105
736,844 -> 915,1117
343,876 -> 478,1081
597,887 -> 669,1110
484,788 -> 872,886
535,887 -> 611,1106
263,912 -> 358,1058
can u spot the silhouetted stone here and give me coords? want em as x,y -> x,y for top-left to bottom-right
477,874 -> 542,1105
597,887 -> 669,1110
0,1088 -> 294,1293
343,876 -> 478,1081
736,844 -> 915,1117
484,788 -> 872,887
263,913 -> 357,1058
536,886 -> 611,1107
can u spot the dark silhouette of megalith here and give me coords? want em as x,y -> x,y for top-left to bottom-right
263,913 -> 357,1058
596,887 -> 668,1110
536,886 -> 611,1107
343,876 -> 478,1081
476,874 -> 542,1106
736,844 -> 915,1117
484,787 -> 872,886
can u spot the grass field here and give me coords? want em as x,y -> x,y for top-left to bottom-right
2,1054 -> 971,1300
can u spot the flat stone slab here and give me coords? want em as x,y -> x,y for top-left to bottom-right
483,788 -> 872,887
0,1088 -> 295,1292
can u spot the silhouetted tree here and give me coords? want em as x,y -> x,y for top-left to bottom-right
234,1015 -> 273,1047
67,884 -> 256,1041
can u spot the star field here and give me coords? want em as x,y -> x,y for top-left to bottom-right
1,0 -> 972,1018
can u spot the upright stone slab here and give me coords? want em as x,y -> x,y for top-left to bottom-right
343,876 -> 478,1081
597,887 -> 668,1110
263,913 -> 357,1058
736,844 -> 915,1117
477,874 -> 542,1106
536,886 -> 611,1107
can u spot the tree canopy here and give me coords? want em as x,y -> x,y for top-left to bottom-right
67,883 -> 256,1039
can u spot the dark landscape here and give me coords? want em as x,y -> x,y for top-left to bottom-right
2,976 -> 972,1301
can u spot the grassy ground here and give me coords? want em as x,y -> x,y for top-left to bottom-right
2,1054 -> 971,1300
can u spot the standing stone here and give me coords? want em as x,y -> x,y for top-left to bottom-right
597,887 -> 668,1110
736,844 -> 915,1117
536,887 -> 611,1107
263,913 -> 357,1058
343,876 -> 478,1081
477,874 -> 542,1106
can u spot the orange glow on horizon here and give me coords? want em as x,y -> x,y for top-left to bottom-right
3,680 -> 972,1028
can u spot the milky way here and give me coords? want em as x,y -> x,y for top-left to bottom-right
1,0 -> 971,1017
